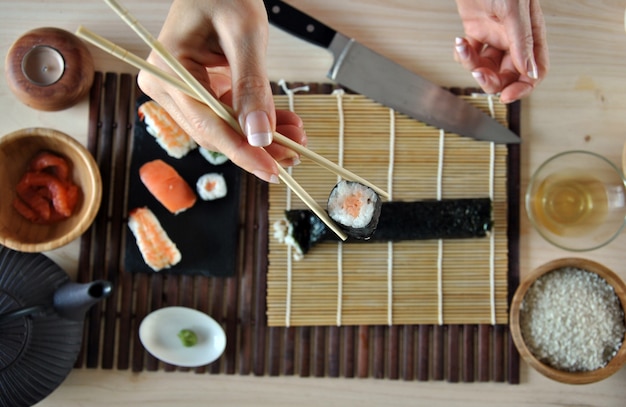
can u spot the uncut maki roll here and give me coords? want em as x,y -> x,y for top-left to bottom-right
327,180 -> 382,240
274,198 -> 492,258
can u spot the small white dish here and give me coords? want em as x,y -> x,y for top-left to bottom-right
139,306 -> 226,367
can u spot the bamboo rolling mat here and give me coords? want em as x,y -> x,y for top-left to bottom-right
74,73 -> 520,383
268,84 -> 511,327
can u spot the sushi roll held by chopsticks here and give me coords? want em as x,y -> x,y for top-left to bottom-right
327,180 -> 382,240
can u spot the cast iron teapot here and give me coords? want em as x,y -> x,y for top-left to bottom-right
0,244 -> 112,407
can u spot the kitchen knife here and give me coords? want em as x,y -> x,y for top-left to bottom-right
264,0 -> 520,144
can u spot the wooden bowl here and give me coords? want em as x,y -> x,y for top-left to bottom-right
0,128 -> 102,252
510,258 -> 626,384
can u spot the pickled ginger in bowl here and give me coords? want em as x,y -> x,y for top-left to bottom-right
0,128 -> 102,252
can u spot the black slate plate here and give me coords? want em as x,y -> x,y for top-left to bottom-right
124,96 -> 241,277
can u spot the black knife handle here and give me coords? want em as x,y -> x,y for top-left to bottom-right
264,0 -> 337,49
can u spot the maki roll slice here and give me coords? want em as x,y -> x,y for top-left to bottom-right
199,147 -> 229,166
327,180 -> 382,240
196,173 -> 227,201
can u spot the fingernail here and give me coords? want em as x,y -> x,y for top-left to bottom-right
471,70 -> 486,86
245,111 -> 273,147
253,170 -> 279,184
455,37 -> 469,59
526,57 -> 539,80
301,130 -> 308,147
287,157 -> 301,167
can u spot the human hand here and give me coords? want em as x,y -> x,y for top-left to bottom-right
454,0 -> 549,103
137,0 -> 306,184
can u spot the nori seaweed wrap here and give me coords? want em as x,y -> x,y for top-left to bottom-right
275,198 -> 492,256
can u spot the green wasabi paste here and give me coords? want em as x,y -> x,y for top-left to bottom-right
177,329 -> 198,347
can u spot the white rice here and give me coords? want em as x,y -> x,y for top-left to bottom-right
327,181 -> 378,228
272,219 -> 304,261
520,267 -> 625,372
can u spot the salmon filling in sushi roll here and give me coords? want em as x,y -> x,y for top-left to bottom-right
327,180 -> 382,240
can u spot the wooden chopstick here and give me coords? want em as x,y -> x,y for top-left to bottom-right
76,26 -> 192,96
75,25 -> 388,200
98,0 -> 348,241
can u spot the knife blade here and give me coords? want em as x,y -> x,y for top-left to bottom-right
264,0 -> 520,144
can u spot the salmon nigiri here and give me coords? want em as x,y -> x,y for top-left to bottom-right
128,207 -> 181,271
139,159 -> 196,214
138,100 -> 197,159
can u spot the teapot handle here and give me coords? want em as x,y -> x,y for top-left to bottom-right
0,305 -> 45,324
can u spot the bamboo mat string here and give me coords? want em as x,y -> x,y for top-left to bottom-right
333,88 -> 346,326
489,140 -> 496,325
386,108 -> 396,326
437,128 -> 445,326
486,94 -> 497,326
336,244 -> 343,327
278,79 -> 310,113
471,92 -> 498,325
333,89 -> 345,177
278,80 -> 311,327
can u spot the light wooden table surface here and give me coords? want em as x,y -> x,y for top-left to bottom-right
2,1 -> 626,406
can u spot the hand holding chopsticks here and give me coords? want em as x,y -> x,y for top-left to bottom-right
74,25 -> 388,199
82,0 -> 388,240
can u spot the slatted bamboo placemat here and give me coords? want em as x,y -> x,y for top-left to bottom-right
74,73 -> 520,383
268,84 -> 510,327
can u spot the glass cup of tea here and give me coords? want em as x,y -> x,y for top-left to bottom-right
526,150 -> 626,251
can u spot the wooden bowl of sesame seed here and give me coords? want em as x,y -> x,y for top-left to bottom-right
510,258 -> 626,384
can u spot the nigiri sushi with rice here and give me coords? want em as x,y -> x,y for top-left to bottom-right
138,100 -> 197,159
327,180 -> 382,240
139,159 -> 196,214
196,173 -> 227,201
128,206 -> 181,271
